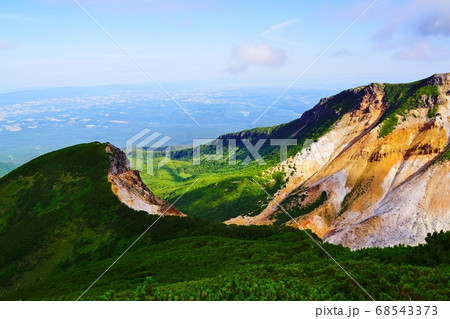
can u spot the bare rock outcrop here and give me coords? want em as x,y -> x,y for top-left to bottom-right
106,143 -> 185,217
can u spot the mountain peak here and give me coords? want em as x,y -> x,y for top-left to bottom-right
426,72 -> 450,86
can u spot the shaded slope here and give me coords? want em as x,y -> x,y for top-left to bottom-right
0,142 -> 182,297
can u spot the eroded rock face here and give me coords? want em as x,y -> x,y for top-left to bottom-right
326,161 -> 450,249
106,143 -> 185,217
227,73 -> 450,249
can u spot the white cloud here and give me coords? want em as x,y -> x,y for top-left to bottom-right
394,40 -> 450,61
109,120 -> 129,124
393,40 -> 432,61
418,8 -> 450,36
374,0 -> 450,60
261,19 -> 297,44
47,117 -> 64,122
227,42 -> 286,74
4,124 -> 22,132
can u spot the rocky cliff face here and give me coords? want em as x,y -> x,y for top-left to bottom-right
106,143 -> 184,217
227,73 -> 450,249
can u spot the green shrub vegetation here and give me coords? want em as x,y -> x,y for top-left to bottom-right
0,143 -> 448,301
379,81 -> 440,137
437,147 -> 450,162
428,104 -> 439,118
274,191 -> 328,224
137,153 -> 282,221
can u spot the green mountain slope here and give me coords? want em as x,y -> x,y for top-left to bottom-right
138,156 -> 284,221
0,142 -> 448,300
0,142 -> 163,298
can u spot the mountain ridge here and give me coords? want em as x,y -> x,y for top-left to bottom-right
226,73 -> 450,249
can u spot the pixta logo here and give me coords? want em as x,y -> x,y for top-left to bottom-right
126,129 -> 301,174
126,129 -> 172,175
192,138 -> 297,165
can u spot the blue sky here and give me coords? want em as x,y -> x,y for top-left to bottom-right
1,0 -> 450,91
